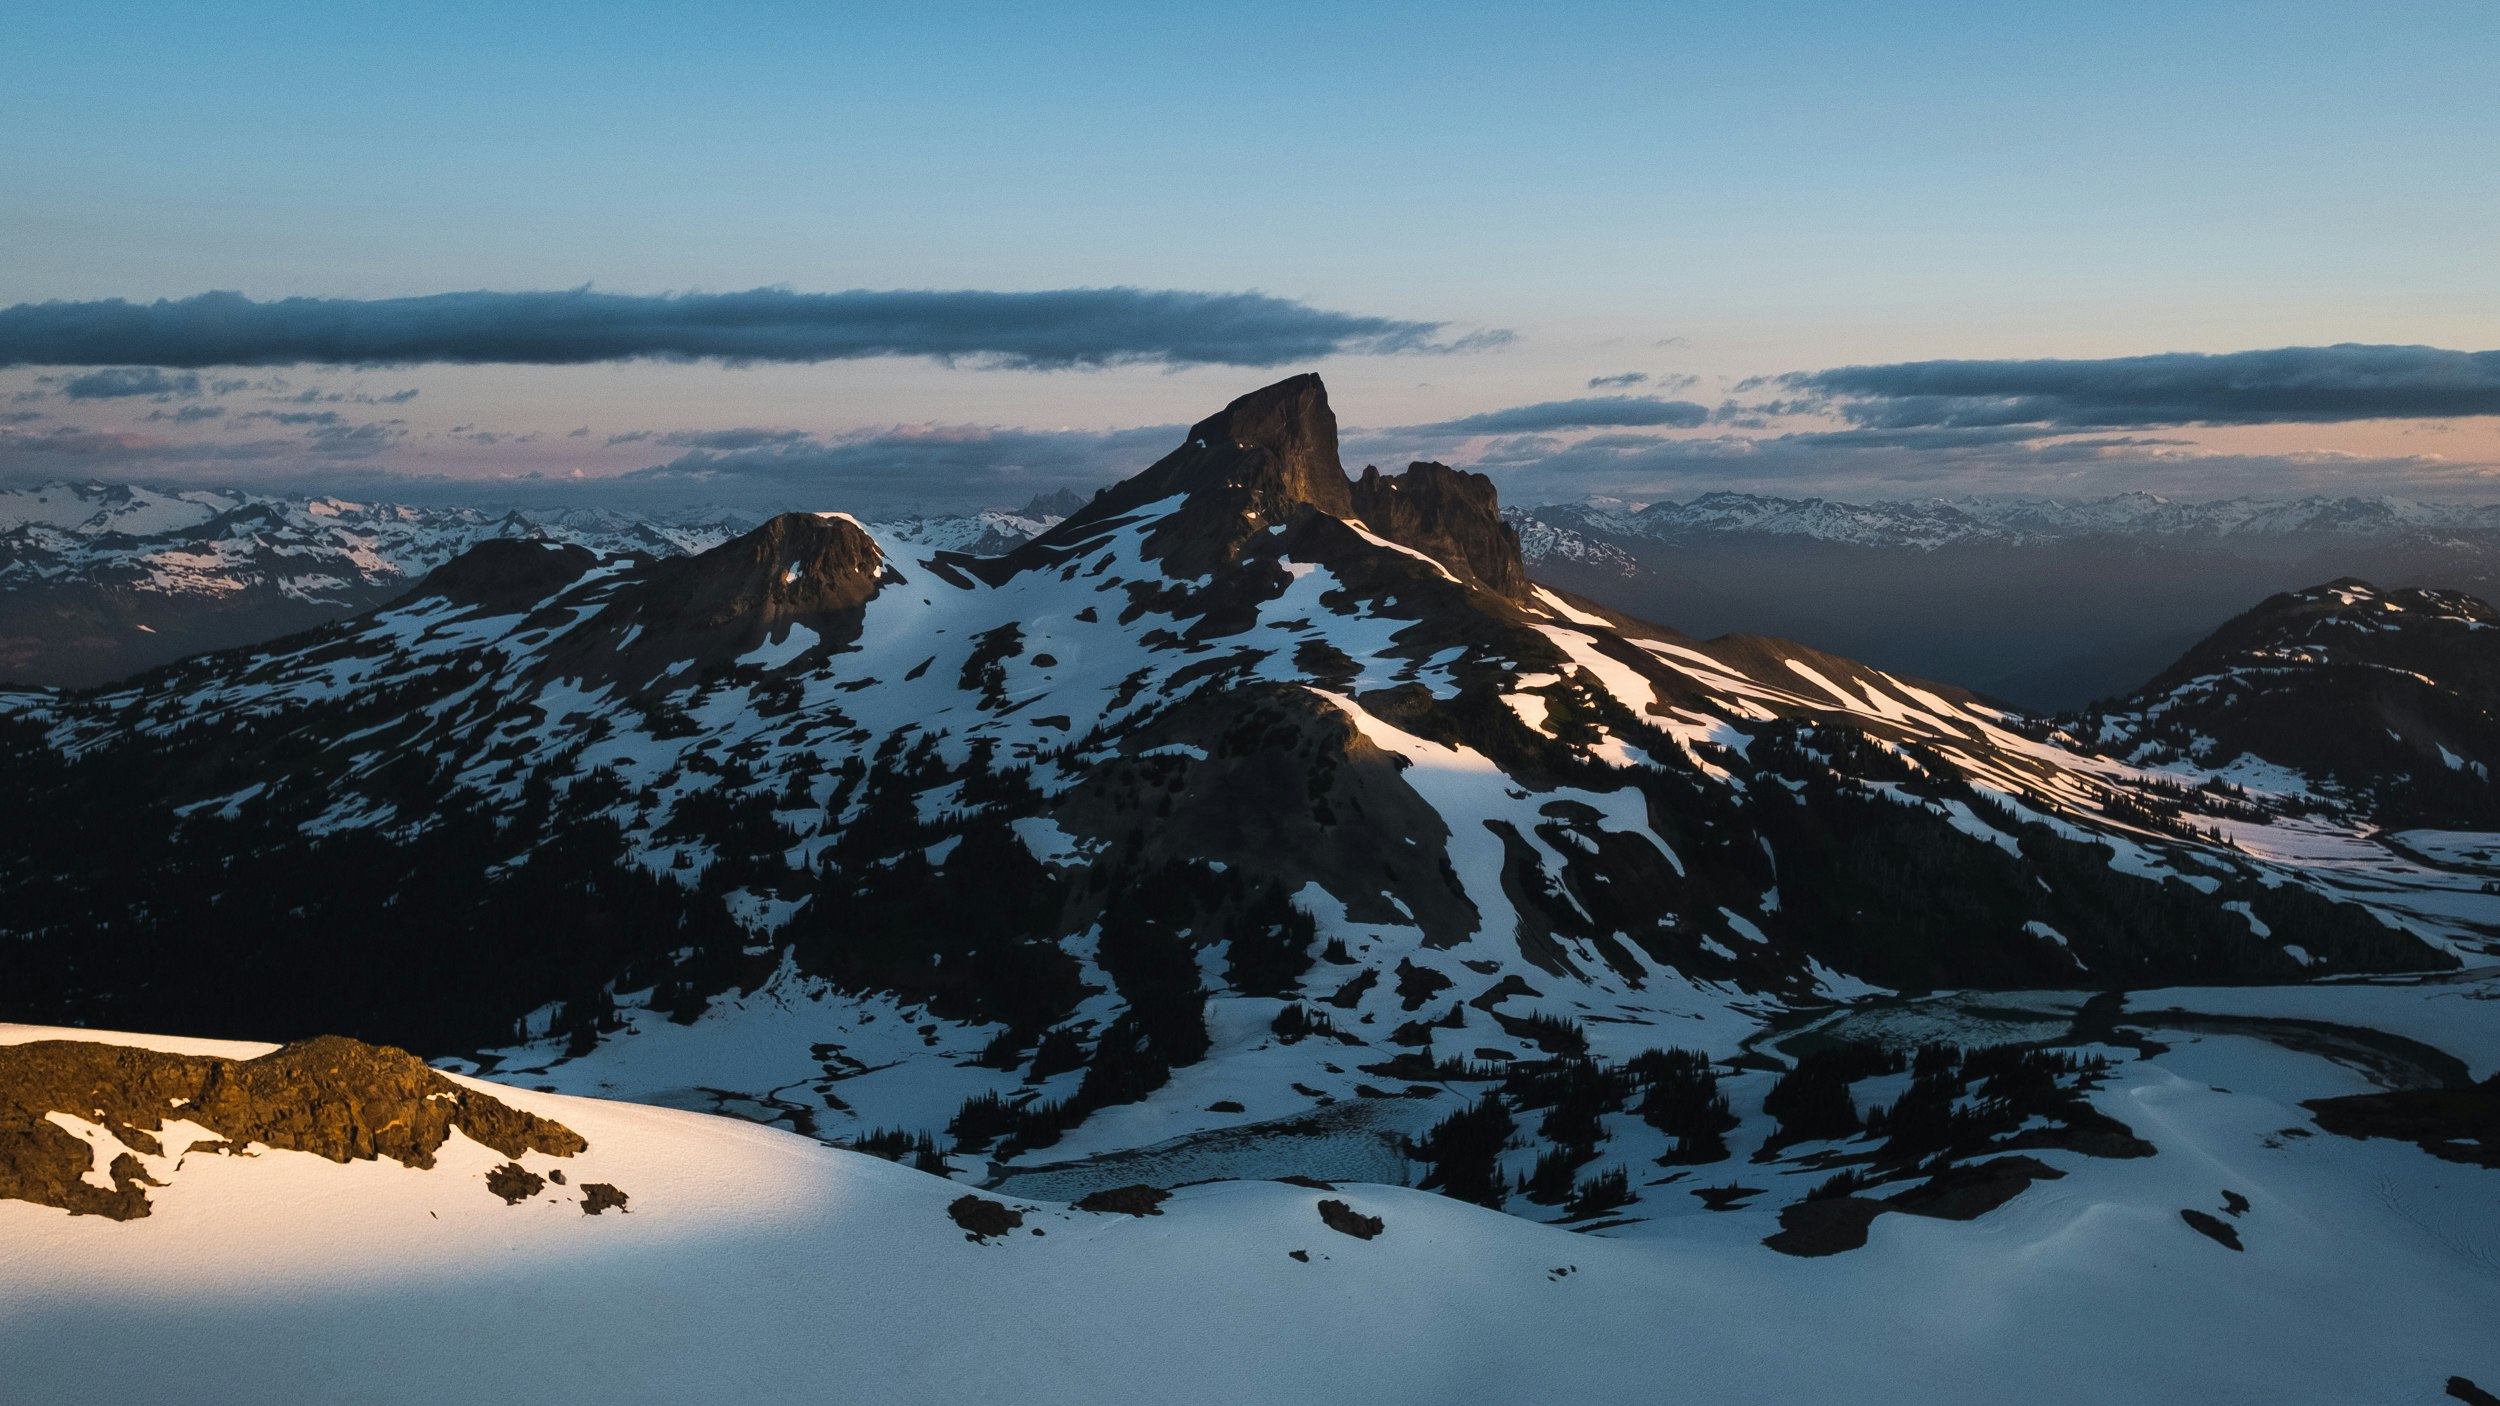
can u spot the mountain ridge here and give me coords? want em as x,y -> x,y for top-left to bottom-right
1517,489 -> 2500,554
0,374 -> 2488,1236
0,480 -> 1084,687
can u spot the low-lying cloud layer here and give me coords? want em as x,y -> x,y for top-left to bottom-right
6,337 -> 2497,510
1407,395 -> 1712,435
618,422 -> 1184,513
1781,343 -> 2500,429
1457,423 -> 2479,504
0,287 -> 1499,371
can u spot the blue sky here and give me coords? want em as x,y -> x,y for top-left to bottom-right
3,1 -> 2496,510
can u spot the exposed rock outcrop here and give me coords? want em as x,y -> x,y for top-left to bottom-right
1350,461 -> 1529,599
0,1035 -> 585,1220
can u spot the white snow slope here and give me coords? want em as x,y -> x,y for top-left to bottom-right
4,1019 -> 2495,1406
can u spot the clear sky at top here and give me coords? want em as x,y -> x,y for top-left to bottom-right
2,1 -> 2495,506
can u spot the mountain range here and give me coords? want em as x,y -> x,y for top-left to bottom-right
6,375 -> 2500,1402
1511,491 -> 2500,711
1526,490 -> 2500,551
0,480 -> 1085,688
22,472 -> 2500,718
2,372 -> 2491,1234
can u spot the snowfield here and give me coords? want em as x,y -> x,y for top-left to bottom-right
4,1019 -> 2495,1406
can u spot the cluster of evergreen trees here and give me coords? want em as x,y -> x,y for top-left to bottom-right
1406,1044 -> 1734,1215
1769,1038 -> 2121,1197
932,860 -> 1321,1161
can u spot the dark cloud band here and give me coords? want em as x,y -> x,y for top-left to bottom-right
1783,343 -> 2500,429
0,287 -> 1498,371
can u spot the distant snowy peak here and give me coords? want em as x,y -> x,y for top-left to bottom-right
0,480 -> 759,606
0,479 -> 1066,686
876,506 -> 1070,557
0,480 -> 1072,608
1501,511 -> 1638,576
1513,490 -> 2500,556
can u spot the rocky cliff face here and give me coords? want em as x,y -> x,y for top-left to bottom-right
1351,461 -> 1529,599
419,538 -> 604,612
1013,374 -> 1357,581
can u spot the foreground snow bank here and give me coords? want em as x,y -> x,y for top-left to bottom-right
2,1023 -> 2494,1406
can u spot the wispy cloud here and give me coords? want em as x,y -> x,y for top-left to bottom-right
621,422 -> 1183,512
0,287 -> 1507,371
605,426 -> 816,450
0,425 -> 307,475
1404,394 -> 1712,435
236,409 -> 347,427
1775,343 -> 2500,429
57,367 -> 201,399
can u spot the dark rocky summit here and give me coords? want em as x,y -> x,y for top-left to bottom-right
2091,579 -> 2500,825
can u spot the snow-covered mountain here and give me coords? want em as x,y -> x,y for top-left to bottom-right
0,480 -> 1076,687
1516,490 -> 2500,554
0,480 -> 756,601
1507,491 -> 2500,711
0,374 -> 2489,1252
6,377 -> 2500,1401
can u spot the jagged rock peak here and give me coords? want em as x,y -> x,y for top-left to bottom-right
1351,461 -> 1529,599
1004,375 -> 1525,596
664,511 -> 888,626
1036,374 -> 1355,543
1171,372 -> 1354,517
1016,487 -> 1088,520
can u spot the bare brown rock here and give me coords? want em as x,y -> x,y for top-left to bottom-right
486,1162 -> 546,1205
2306,1075 -> 2500,1169
1765,1157 -> 2068,1257
1073,1184 -> 1169,1216
999,374 -> 1356,582
416,538 -> 600,612
0,1035 -> 586,1220
540,511 -> 895,690
1317,1198 -> 1383,1240
948,1193 -> 1024,1241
